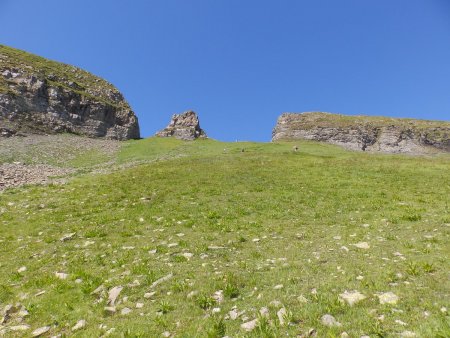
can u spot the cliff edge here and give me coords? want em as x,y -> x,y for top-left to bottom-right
272,112 -> 450,154
0,45 -> 139,140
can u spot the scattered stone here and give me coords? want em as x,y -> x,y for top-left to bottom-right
207,245 -> 226,250
212,290 -> 224,304
55,272 -> 69,280
376,292 -> 399,305
270,300 -> 282,308
151,273 -> 173,289
341,246 -> 349,252
259,307 -> 269,318
32,326 -> 50,337
35,291 -> 46,297
162,331 -> 171,337
136,303 -> 144,309
277,307 -> 287,326
72,319 -> 86,331
91,285 -> 105,295
395,319 -> 408,326
104,307 -> 116,315
339,290 -> 366,306
341,332 -> 350,338
9,324 -> 30,331
274,284 -> 284,290
182,252 -> 193,260
241,319 -> 258,331
321,314 -> 342,327
144,291 -> 156,299
121,307 -> 132,315
75,278 -> 83,284
353,242 -> 370,249
229,309 -> 239,320
17,266 -> 27,273
212,307 -> 221,314
400,331 -> 417,337
107,286 -> 123,306
60,233 -> 76,242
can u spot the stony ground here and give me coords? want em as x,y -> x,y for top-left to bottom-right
0,134 -> 121,191
0,137 -> 449,337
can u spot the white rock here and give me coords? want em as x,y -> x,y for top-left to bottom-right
182,252 -> 193,260
400,331 -> 416,337
9,325 -> 30,331
270,300 -> 282,308
339,290 -> 366,306
259,307 -> 269,318
395,319 -> 408,326
71,319 -> 86,331
229,309 -> 239,320
273,284 -> 283,290
151,273 -> 173,288
376,292 -> 399,305
441,306 -> 447,313
277,307 -> 287,326
162,331 -> 171,337
104,306 -> 116,314
108,286 -> 123,306
353,242 -> 370,249
241,319 -> 258,331
55,272 -> 68,280
341,332 -> 349,338
121,307 -> 132,315
75,278 -> 82,284
136,303 -> 144,309
17,266 -> 27,273
32,326 -> 50,337
144,291 -> 156,299
212,307 -> 221,313
213,290 -> 224,304
60,232 -> 76,241
321,314 -> 342,327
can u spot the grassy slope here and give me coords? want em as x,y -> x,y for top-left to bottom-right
0,138 -> 449,337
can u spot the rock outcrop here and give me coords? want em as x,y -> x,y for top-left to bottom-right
156,111 -> 207,140
0,45 -> 140,140
272,112 -> 450,154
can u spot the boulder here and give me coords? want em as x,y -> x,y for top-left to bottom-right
156,111 -> 207,140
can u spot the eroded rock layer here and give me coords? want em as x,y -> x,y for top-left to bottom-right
272,112 -> 450,154
0,45 -> 140,140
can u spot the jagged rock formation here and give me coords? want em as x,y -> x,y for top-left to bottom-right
272,112 -> 450,154
0,45 -> 140,140
156,111 -> 207,140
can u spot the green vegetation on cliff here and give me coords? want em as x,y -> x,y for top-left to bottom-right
0,44 -> 126,108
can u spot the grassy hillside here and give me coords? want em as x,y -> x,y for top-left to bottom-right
0,138 -> 449,337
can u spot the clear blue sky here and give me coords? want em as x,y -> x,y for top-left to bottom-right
1,0 -> 449,141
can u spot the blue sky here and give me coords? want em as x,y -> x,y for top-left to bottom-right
1,0 -> 449,141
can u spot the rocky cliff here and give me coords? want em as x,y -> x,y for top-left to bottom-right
156,111 -> 207,140
272,112 -> 450,154
0,45 -> 139,140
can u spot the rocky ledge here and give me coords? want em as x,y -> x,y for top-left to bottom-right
156,110 -> 207,140
0,45 -> 140,140
272,112 -> 450,154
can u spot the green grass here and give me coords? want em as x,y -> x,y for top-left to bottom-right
0,138 -> 449,337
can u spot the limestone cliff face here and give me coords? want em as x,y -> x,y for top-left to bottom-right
272,112 -> 450,154
156,111 -> 207,140
0,45 -> 140,140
